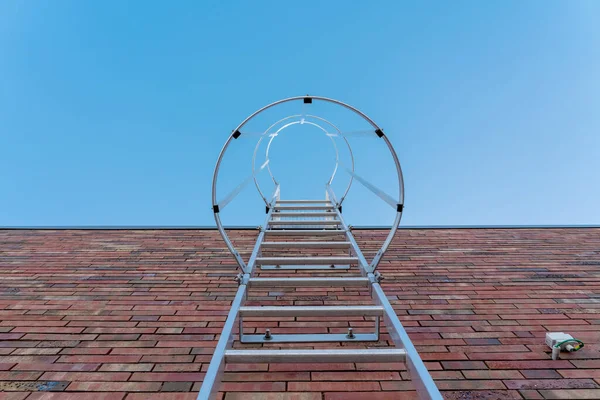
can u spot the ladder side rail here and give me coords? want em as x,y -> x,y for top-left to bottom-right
200,186 -> 279,399
196,284 -> 247,400
371,283 -> 442,400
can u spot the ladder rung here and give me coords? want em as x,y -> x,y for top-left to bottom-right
224,349 -> 406,364
261,241 -> 351,249
275,205 -> 335,210
239,305 -> 384,317
259,264 -> 350,270
240,332 -> 378,344
265,230 -> 346,236
256,256 -> 358,265
269,220 -> 339,226
276,200 -> 331,204
274,212 -> 337,217
248,277 -> 370,287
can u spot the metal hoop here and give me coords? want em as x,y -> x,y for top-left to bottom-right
250,115 -> 354,207
212,96 -> 404,272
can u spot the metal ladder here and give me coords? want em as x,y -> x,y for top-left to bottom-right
200,96 -> 442,400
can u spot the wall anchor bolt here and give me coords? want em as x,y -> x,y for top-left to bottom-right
346,327 -> 355,339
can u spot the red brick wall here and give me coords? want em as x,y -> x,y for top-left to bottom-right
0,228 -> 599,399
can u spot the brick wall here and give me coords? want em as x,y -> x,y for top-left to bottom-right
0,228 -> 599,399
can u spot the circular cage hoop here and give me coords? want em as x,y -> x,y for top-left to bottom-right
251,114 -> 355,206
212,95 -> 405,272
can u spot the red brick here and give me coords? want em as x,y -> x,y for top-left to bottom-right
433,380 -> 507,390
125,395 -> 197,400
519,390 -> 544,399
288,382 -> 380,391
0,393 -> 31,400
325,394 -> 418,400
99,364 -> 154,372
224,363 -> 268,372
0,371 -> 42,380
504,379 -> 598,390
221,382 -> 286,392
269,363 -> 354,372
225,393 -> 321,400
130,372 -> 204,381
223,372 -> 309,381
152,363 -> 201,372
442,390 -> 522,399
12,363 -> 100,371
572,360 -> 600,368
355,362 -> 406,371
311,371 -> 400,381
40,372 -> 131,381
58,355 -> 141,363
66,382 -> 161,391
441,361 -> 487,370
538,389 -> 600,399
462,370 -> 523,379
22,334 -> 97,341
521,369 -> 562,379
27,393 -> 126,400
487,361 -> 575,370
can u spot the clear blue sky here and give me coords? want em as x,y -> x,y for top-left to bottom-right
1,1 -> 599,227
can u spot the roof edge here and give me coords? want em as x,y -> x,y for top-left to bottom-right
1,225 -> 599,230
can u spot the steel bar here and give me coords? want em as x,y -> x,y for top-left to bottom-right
217,160 -> 269,211
239,305 -> 384,317
274,205 -> 335,210
372,282 -> 442,400
265,229 -> 346,235
196,284 -> 246,400
276,200 -> 332,204
269,220 -> 340,226
224,349 -> 407,364
272,212 -> 337,217
341,165 -> 399,209
240,333 -> 379,344
247,277 -> 369,287
246,206 -> 275,275
259,264 -> 350,270
256,256 -> 358,265
261,241 -> 351,249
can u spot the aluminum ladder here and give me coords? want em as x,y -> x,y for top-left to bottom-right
200,96 -> 442,399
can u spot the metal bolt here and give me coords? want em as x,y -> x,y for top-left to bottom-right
346,327 -> 355,339
264,329 -> 272,340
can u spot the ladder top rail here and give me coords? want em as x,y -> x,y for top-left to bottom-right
239,305 -> 384,317
224,349 -> 407,364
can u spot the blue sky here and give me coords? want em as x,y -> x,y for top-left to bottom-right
1,1 -> 599,227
